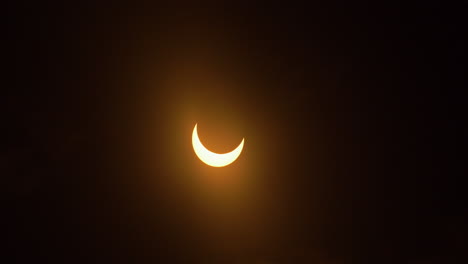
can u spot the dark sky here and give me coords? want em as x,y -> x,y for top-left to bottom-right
5,2 -> 466,263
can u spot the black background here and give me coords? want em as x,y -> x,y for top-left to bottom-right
5,2 -> 466,263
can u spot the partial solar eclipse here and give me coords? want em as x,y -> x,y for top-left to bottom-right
192,123 -> 244,167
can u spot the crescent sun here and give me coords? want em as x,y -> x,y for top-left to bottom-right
192,123 -> 244,167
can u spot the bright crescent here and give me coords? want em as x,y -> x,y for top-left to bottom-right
192,123 -> 244,167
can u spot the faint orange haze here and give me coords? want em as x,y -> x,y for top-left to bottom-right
129,26 -> 286,255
